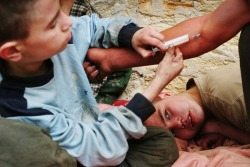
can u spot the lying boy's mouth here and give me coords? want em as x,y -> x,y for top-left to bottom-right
188,111 -> 195,127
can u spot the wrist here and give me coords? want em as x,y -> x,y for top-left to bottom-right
118,23 -> 142,49
125,93 -> 155,122
142,76 -> 171,102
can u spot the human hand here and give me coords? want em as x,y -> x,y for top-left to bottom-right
195,133 -> 226,150
83,61 -> 98,80
83,60 -> 108,83
84,48 -> 114,82
141,46 -> 183,102
131,27 -> 167,58
155,46 -> 183,83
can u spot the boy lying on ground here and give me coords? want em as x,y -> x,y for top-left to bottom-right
98,62 -> 250,150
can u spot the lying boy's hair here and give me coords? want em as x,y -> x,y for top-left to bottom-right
0,0 -> 36,44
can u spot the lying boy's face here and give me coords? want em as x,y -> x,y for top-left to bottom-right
145,94 -> 205,140
18,0 -> 72,62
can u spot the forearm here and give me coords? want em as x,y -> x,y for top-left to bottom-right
160,16 -> 215,59
126,47 -> 183,121
161,16 -> 234,59
142,75 -> 172,102
107,48 -> 164,70
86,15 -> 225,72
202,119 -> 250,145
87,0 -> 250,73
218,122 -> 250,144
161,0 -> 250,59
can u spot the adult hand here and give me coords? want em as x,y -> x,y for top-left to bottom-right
83,61 -> 100,82
132,27 -> 167,58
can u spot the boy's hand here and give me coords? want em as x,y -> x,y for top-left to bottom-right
141,46 -> 183,102
131,27 -> 167,58
154,46 -> 183,83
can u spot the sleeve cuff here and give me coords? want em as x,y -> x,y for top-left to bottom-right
125,93 -> 155,122
118,23 -> 142,49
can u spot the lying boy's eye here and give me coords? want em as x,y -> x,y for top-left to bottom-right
165,111 -> 170,119
51,20 -> 57,28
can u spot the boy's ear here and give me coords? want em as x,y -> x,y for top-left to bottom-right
0,41 -> 22,62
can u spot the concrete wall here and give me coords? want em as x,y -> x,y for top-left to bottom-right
91,0 -> 239,99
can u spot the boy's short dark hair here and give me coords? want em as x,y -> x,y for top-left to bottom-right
0,0 -> 36,44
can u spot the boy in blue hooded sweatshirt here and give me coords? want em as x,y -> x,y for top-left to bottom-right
0,0 -> 183,166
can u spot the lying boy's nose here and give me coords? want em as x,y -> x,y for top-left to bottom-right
61,11 -> 73,31
174,117 -> 184,129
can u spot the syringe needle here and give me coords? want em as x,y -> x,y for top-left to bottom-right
152,33 -> 201,53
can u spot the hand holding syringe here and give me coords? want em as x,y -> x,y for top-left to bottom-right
152,34 -> 201,53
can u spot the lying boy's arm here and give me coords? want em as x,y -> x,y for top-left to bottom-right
200,118 -> 250,144
126,47 -> 183,122
13,107 -> 148,167
141,47 -> 183,102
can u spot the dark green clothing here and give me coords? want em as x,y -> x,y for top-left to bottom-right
118,126 -> 179,167
96,69 -> 132,104
0,118 -> 77,167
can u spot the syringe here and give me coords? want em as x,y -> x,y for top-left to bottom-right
152,34 -> 201,53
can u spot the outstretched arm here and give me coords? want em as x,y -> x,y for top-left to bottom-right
85,0 -> 250,77
197,118 -> 250,145
161,0 -> 250,58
